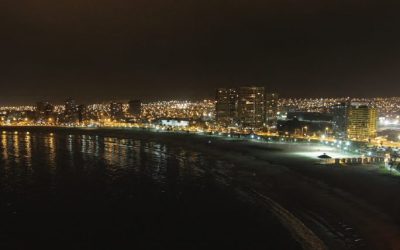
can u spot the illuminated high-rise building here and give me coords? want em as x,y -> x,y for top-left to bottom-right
265,93 -> 279,128
110,101 -> 124,120
215,88 -> 238,125
128,100 -> 142,116
36,101 -> 54,121
77,104 -> 87,123
331,102 -> 349,137
64,98 -> 79,123
237,86 -> 265,128
65,99 -> 77,115
347,102 -> 377,141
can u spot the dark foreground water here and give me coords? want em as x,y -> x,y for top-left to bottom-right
0,129 -> 299,250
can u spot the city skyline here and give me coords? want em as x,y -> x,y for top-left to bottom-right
2,0 -> 400,105
1,94 -> 400,107
2,91 -> 400,106
2,2 -> 400,249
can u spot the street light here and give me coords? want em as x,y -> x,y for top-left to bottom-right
302,126 -> 308,137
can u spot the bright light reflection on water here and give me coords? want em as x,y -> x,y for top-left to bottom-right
0,130 -> 304,250
0,131 -> 212,200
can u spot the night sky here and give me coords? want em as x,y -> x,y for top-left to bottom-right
2,0 -> 400,104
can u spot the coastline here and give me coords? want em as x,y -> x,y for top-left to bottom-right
1,126 -> 400,249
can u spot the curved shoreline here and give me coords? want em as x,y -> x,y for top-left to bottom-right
1,126 -> 400,249
0,125 -> 328,249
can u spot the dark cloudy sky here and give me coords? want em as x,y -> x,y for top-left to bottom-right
1,0 -> 400,104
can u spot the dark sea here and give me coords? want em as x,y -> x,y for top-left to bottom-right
0,129 -> 299,250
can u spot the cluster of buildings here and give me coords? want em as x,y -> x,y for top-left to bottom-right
215,87 -> 278,129
276,102 -> 377,141
1,88 -> 398,143
0,99 -> 215,128
141,100 -> 214,123
215,86 -> 380,142
0,99 -> 142,126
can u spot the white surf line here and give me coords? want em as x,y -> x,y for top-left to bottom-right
250,189 -> 327,250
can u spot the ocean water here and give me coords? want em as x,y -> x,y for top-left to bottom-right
0,129 -> 299,250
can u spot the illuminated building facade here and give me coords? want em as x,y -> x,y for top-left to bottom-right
265,93 -> 279,128
36,101 -> 54,121
110,101 -> 124,121
215,88 -> 238,125
64,98 -> 79,123
77,104 -> 87,123
159,118 -> 190,127
128,100 -> 142,116
237,86 -> 265,128
331,102 -> 349,138
347,102 -> 377,141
